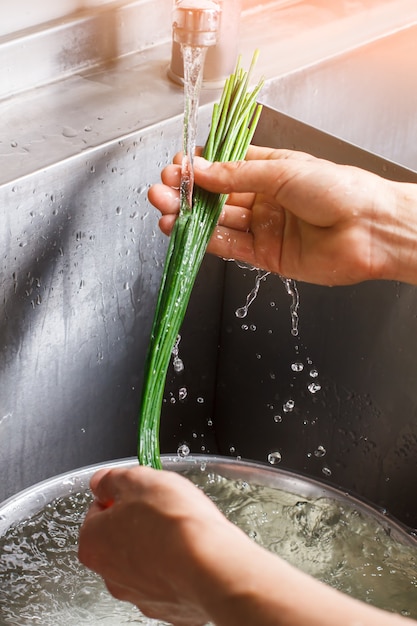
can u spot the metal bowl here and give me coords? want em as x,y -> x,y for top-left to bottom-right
1,454 -> 415,542
1,455 -> 416,625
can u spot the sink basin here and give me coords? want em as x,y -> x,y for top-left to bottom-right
259,23 -> 417,170
2,11 -> 417,534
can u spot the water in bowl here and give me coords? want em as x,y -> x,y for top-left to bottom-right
1,465 -> 416,624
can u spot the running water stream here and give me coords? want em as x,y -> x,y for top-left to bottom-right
174,0 -> 220,214
179,43 -> 207,214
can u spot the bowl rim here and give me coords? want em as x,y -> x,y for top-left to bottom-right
0,454 -> 415,546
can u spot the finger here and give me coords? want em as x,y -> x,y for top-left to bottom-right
104,579 -> 139,604
245,145 -> 316,163
92,466 -> 159,506
193,156 -> 289,196
192,156 -> 342,227
224,191 -> 254,210
90,469 -> 112,494
90,468 -> 128,506
172,146 -> 204,166
159,214 -> 177,236
218,203 -> 252,232
82,499 -> 108,524
161,164 -> 182,188
148,183 -> 180,215
207,225 -> 256,267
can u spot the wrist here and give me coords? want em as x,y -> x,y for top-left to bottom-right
195,531 -> 290,626
372,179 -> 417,284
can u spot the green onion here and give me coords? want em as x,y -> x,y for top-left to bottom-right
138,52 -> 264,468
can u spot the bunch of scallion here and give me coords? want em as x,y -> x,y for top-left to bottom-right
138,53 -> 264,468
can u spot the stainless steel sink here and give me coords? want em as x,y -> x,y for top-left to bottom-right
2,6 -> 417,531
211,24 -> 417,528
259,23 -> 417,170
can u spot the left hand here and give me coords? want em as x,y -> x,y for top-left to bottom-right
78,465 -> 251,626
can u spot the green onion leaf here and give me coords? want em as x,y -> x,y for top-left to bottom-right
138,53 -> 264,469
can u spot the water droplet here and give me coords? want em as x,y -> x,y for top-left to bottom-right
322,466 -> 332,477
173,358 -> 184,373
123,282 -> 129,290
268,451 -> 282,465
197,397 -> 204,404
62,126 -> 78,138
116,206 -> 122,215
310,369 -> 319,378
10,141 -> 18,148
241,324 -> 248,331
283,399 -> 295,413
179,387 -> 187,401
291,362 -> 304,372
273,414 -> 282,423
177,444 -> 190,457
308,382 -> 321,394
229,446 -> 236,454
314,445 -> 326,458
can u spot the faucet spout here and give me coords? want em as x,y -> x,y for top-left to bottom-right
172,0 -> 220,47
169,0 -> 242,88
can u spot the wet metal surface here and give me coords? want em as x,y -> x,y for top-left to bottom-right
2,1 -> 417,527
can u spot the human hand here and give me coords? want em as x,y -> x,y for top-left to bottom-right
149,146 -> 417,286
78,465 -> 412,626
78,465 -> 253,626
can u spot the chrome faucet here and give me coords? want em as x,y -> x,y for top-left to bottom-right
168,0 -> 242,87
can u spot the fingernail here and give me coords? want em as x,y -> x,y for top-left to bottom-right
194,156 -> 212,170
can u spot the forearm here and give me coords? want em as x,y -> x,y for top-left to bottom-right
199,540 -> 413,626
372,180 -> 417,285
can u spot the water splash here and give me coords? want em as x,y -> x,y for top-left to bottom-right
235,269 -> 270,318
172,334 -> 184,373
280,277 -> 300,336
177,443 -> 190,458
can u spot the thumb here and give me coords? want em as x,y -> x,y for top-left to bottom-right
193,155 -> 289,197
90,468 -> 124,508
